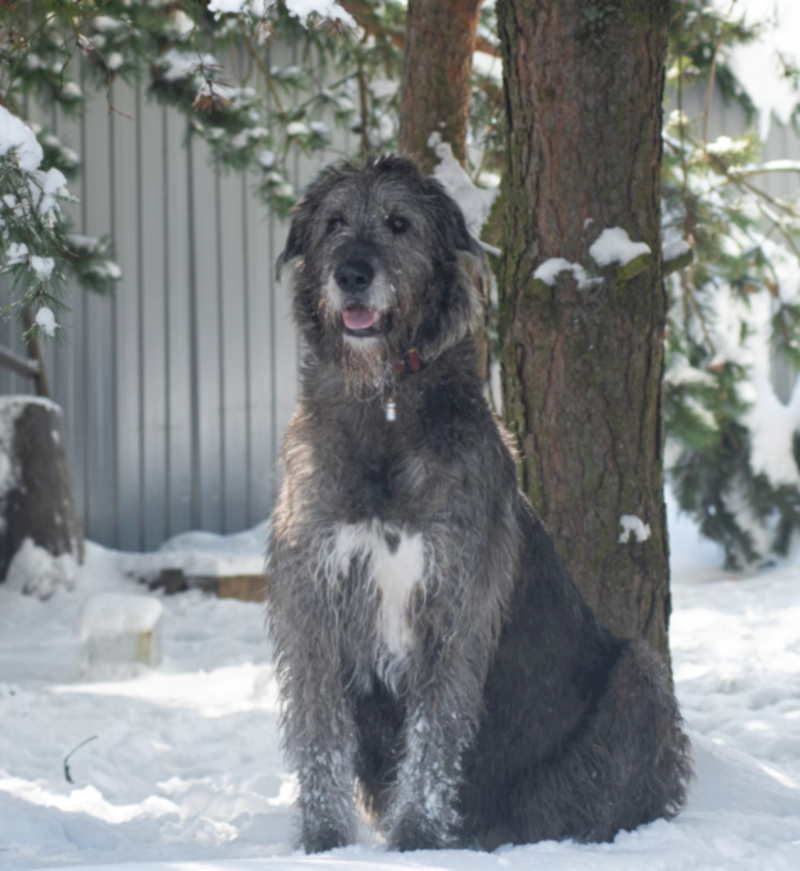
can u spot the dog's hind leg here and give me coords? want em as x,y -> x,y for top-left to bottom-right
472,639 -> 692,846
458,501 -> 691,847
574,639 -> 692,838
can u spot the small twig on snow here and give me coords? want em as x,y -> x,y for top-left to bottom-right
63,735 -> 97,784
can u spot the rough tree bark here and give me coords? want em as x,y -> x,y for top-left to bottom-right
398,0 -> 483,173
496,0 -> 673,660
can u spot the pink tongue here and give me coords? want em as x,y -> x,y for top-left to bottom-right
343,305 -> 377,330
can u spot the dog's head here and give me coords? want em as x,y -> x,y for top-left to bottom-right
278,156 -> 486,388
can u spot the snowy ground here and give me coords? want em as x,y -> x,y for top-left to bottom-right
1,495 -> 799,871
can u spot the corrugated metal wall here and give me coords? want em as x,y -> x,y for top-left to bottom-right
2,75 -> 799,550
0,43 -> 348,551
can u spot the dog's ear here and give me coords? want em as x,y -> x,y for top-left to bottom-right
276,204 -> 308,280
276,226 -> 301,280
442,194 -> 491,304
277,162 -> 356,280
434,185 -> 489,282
425,177 -> 484,258
447,197 -> 481,256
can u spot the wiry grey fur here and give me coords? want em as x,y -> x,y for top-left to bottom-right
267,155 -> 692,854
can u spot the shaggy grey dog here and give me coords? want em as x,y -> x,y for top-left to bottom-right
267,155 -> 691,854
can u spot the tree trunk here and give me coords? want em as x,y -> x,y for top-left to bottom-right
21,307 -> 51,398
0,398 -> 84,581
398,0 -> 483,173
496,0 -> 672,660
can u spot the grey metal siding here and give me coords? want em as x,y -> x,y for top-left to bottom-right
3,77 -> 797,548
1,52 -> 315,549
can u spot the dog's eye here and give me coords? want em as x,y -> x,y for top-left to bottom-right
387,215 -> 410,235
326,216 -> 345,235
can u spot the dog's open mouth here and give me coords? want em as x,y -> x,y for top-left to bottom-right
342,304 -> 380,335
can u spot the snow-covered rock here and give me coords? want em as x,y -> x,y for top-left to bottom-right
78,593 -> 164,669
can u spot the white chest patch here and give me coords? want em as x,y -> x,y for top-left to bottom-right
334,521 -> 426,655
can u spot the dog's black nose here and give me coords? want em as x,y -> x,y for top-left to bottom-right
335,259 -> 374,294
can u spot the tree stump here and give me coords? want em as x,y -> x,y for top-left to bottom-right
0,396 -> 83,581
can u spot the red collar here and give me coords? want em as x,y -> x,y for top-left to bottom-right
395,348 -> 424,376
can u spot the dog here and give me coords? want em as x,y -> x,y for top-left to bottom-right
267,155 -> 691,853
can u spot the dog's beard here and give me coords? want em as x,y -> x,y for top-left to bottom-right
318,283 -> 395,400
341,335 -> 392,400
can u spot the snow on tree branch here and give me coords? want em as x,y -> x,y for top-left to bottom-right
0,105 -> 120,341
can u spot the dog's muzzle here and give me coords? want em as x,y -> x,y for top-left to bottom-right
335,258 -> 382,335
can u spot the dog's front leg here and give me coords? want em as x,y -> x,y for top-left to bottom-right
292,698 -> 359,853
269,576 -> 359,852
384,638 -> 487,851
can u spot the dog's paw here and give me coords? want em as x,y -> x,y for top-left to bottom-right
388,814 -> 453,852
302,823 -> 353,854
